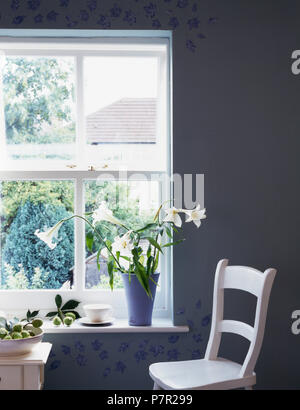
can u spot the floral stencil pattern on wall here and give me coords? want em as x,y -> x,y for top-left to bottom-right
0,0 -> 220,390
0,0 -> 218,53
45,297 -> 211,389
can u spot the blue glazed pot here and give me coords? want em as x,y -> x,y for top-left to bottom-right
122,272 -> 160,326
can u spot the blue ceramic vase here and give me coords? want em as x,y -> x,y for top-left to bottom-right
122,272 -> 160,326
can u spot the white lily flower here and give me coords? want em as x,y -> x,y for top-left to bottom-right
35,221 -> 63,250
92,201 -> 122,226
112,231 -> 134,256
183,204 -> 206,228
101,231 -> 134,270
163,207 -> 182,227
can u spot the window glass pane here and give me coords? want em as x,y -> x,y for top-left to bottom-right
84,180 -> 159,289
1,56 -> 76,161
84,56 -> 164,169
0,181 -> 74,289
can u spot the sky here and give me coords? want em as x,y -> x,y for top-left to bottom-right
83,56 -> 158,115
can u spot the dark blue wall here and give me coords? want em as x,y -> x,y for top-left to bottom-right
1,0 -> 300,390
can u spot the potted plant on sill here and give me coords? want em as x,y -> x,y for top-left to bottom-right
35,201 -> 206,326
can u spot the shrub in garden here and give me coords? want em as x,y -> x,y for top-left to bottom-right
2,201 -> 74,289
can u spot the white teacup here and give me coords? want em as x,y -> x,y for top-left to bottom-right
83,304 -> 112,323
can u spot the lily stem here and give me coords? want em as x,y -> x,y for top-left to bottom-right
60,214 -> 124,272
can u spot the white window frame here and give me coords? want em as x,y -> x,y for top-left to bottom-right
0,37 -> 169,172
0,31 -> 172,320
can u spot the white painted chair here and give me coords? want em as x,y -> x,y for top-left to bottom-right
149,259 -> 276,390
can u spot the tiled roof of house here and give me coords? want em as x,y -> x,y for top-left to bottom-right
86,98 -> 157,144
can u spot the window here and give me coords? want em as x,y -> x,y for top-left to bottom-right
0,32 -> 171,319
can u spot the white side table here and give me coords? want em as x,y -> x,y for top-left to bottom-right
0,342 -> 52,390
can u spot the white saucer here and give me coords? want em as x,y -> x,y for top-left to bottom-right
79,317 -> 115,326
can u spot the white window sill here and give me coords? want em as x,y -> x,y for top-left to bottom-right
43,318 -> 189,334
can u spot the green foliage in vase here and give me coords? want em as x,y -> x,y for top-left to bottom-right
84,181 -> 154,255
36,200 -> 207,298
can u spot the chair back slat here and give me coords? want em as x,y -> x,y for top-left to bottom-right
205,259 -> 276,377
222,266 -> 264,297
218,320 -> 254,342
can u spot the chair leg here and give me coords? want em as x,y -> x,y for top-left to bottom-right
245,386 -> 253,390
153,382 -> 162,390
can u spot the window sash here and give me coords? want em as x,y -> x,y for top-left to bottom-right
0,38 -> 170,172
0,34 -> 172,319
0,170 -> 171,318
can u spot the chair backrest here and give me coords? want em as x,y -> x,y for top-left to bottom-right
205,259 -> 276,377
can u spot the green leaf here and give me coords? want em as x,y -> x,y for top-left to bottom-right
31,310 -> 39,318
134,264 -> 151,298
107,259 -> 115,290
105,239 -> 112,249
153,252 -> 159,273
162,239 -> 185,248
135,223 -> 158,233
57,308 -> 64,322
146,255 -> 154,275
153,204 -> 163,222
146,237 -> 163,254
131,250 -> 151,296
165,226 -> 172,239
149,275 -> 159,287
61,299 -> 80,311
171,225 -> 179,233
86,231 -> 94,252
55,294 -> 62,308
158,227 -> 165,237
147,245 -> 152,258
135,246 -> 143,256
131,247 -> 139,260
120,255 -> 131,262
46,311 -> 58,318
97,248 -> 101,271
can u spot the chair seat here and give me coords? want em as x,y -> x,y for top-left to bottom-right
149,358 -> 256,390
